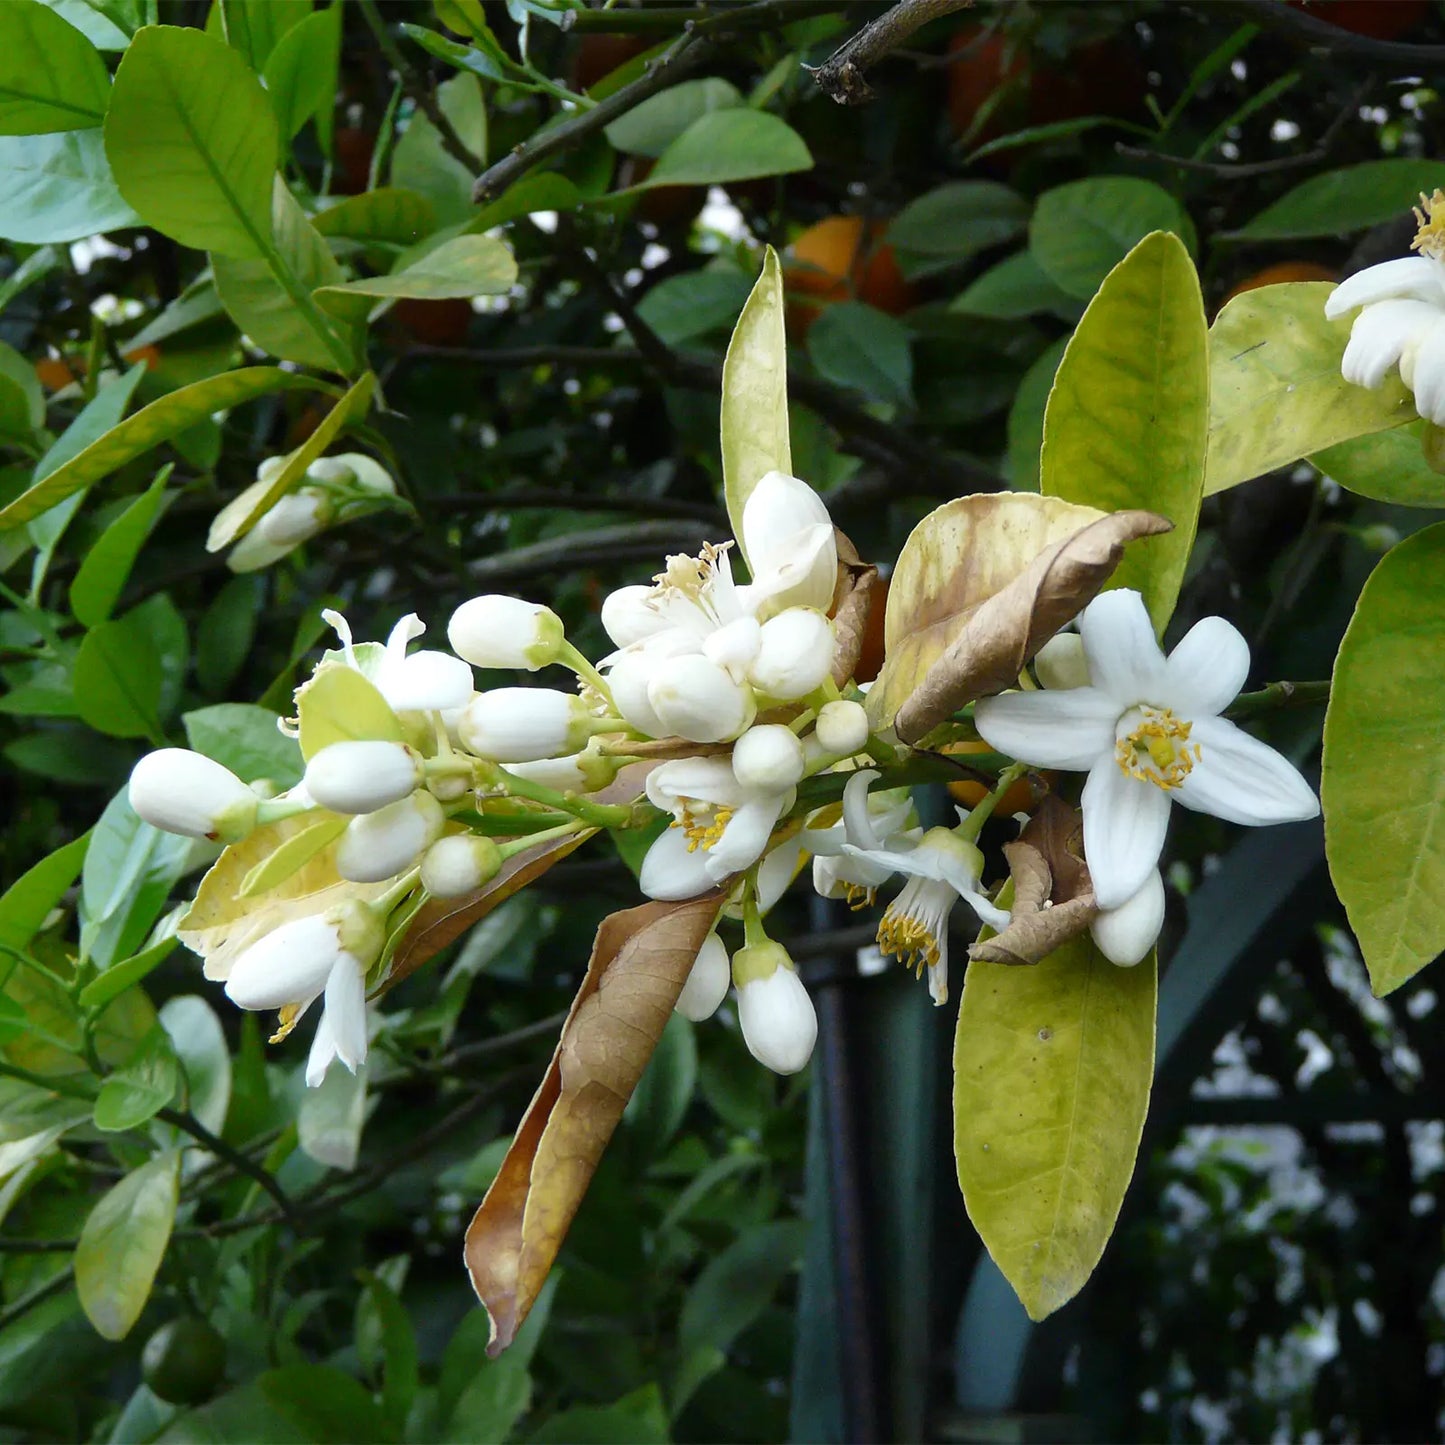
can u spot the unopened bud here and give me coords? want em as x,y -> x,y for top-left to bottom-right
675,931 -> 730,1021
505,746 -> 618,794
732,724 -> 806,792
458,688 -> 595,762
734,943 -> 816,1074
1033,633 -> 1089,691
253,489 -> 331,547
128,748 -> 258,843
304,740 -> 423,815
336,790 -> 445,883
448,595 -> 566,671
815,699 -> 868,756
420,834 -> 503,896
648,655 -> 755,743
748,608 -> 835,701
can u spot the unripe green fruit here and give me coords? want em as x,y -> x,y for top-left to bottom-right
141,1317 -> 226,1406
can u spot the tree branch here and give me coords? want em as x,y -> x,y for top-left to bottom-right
809,0 -> 975,105
1221,0 -> 1445,62
155,1106 -> 300,1231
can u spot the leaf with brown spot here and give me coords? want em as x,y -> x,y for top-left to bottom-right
465,891 -> 726,1355
886,503 -> 1171,744
829,527 -> 878,687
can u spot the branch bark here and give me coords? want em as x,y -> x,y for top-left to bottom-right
810,0 -> 975,105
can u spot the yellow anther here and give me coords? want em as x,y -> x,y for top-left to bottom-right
1115,706 -> 1199,790
676,800 -> 734,853
1414,190 -> 1445,261
842,881 -> 876,911
876,913 -> 941,976
653,540 -> 733,601
269,1003 -> 302,1044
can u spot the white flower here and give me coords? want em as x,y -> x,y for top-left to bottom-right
458,687 -> 596,762
748,608 -> 836,701
336,790 -> 445,883
128,748 -> 257,842
805,768 -> 918,908
323,610 -> 474,715
1325,192 -> 1445,423
733,940 -> 817,1073
304,740 -> 423,815
305,453 -> 396,496
814,699 -> 869,757
503,749 -> 614,794
447,595 -> 565,671
420,834 -> 502,897
1091,869 -> 1164,967
973,589 -> 1319,910
676,931 -> 731,1021
647,654 -> 756,743
600,542 -> 753,655
639,755 -> 794,900
739,471 -> 837,615
845,825 -> 1010,1005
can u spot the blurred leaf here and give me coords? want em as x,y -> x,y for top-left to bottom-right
195,575 -> 263,697
679,1220 -> 805,1355
890,180 -> 1027,278
1042,231 -> 1206,632
0,338 -> 43,439
1233,159 -> 1445,241
76,929 -> 179,1011
358,1272 -> 418,1434
313,188 -> 437,246
75,1149 -> 180,1340
159,995 -> 232,1136
37,0 -> 130,49
1007,335 -> 1068,489
0,830 -> 89,954
315,234 -> 516,317
624,1012 -> 697,1156
183,702 -> 303,787
391,73 -> 485,227
159,1365 -> 395,1443
69,466 -> 173,627
263,3 -> 341,144
1206,282 -> 1413,495
0,128 -> 138,243
636,270 -> 753,346
298,1059 -> 367,1170
527,1384 -> 670,1444
950,249 -> 1080,320
93,1027 -> 179,1132
968,114 -> 1149,162
74,595 -> 188,740
807,301 -> 913,407
1030,177 -> 1190,301
1324,521 -> 1445,995
604,77 -> 743,158
1311,422 -> 1445,507
0,0 -> 111,134
638,109 -> 811,189
213,0 -> 305,71
955,934 -> 1156,1320
105,25 -> 277,257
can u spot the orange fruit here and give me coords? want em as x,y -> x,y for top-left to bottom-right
35,357 -> 79,390
1222,261 -> 1338,309
784,216 -> 913,335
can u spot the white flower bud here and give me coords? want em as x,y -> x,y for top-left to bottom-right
253,489 -> 330,547
731,724 -> 806,792
606,651 -> 669,738
505,748 -> 617,794
226,915 -> 341,1011
304,740 -> 423,815
748,609 -> 836,701
815,699 -> 869,756
420,834 -> 503,897
734,943 -> 817,1074
128,748 -> 258,843
676,932 -> 731,1021
1034,632 -> 1089,691
459,688 -> 595,762
648,655 -> 756,743
336,790 -> 445,883
600,585 -> 663,648
257,455 -> 287,485
448,595 -> 566,670
308,452 -> 395,496
701,615 -> 762,682
1090,869 -> 1165,967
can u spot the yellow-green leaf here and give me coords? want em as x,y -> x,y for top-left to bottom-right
720,247 -> 790,562
1206,281 -> 1414,496
240,814 -> 349,898
296,662 -> 402,760
1042,231 -> 1207,634
1323,521 -> 1445,995
1311,422 -> 1445,508
313,187 -> 437,245
955,934 -> 1156,1321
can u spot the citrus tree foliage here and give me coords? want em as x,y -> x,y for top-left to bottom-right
3,1 -> 1445,1440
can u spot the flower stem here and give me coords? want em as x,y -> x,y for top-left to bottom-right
1224,679 -> 1329,721
956,762 -> 1028,841
559,641 -> 614,703
492,765 -> 632,828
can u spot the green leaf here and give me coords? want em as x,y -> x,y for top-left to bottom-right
0,0 -> 110,134
0,128 -> 138,243
635,269 -> 753,347
314,233 -> 516,318
183,702 -> 304,786
1205,282 -> 1413,496
955,934 -> 1157,1321
213,179 -> 352,370
42,0 -> 131,50
1323,522 -> 1445,995
74,610 -> 166,740
75,1149 -> 180,1340
69,466 -> 173,627
679,1220 -> 804,1356
720,248 -> 790,559
467,170 -> 580,233
105,25 -> 278,258
76,931 -> 179,1011
1233,159 -> 1445,241
0,338 -> 44,439
94,1027 -> 180,1132
806,300 -> 913,408
159,1366 -> 394,1444
262,3 -> 339,141
1312,422 -> 1445,507
527,1385 -> 670,1445
889,180 -> 1028,278
1041,231 -> 1207,632
0,831 -> 89,954
358,1273 -> 419,1434
391,73 -> 485,227
297,662 -> 402,759
214,0 -> 305,71
638,108 -> 811,189
624,1012 -> 696,1156
1006,335 -> 1068,489
1030,177 -> 1190,301
313,187 -> 437,246
949,249 -> 1081,320
0,367 -> 328,532
604,77 -> 743,158
240,814 -> 347,898
159,995 -> 231,1136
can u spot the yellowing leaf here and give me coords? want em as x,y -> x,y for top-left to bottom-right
295,662 -> 402,760
241,814 -> 349,897
955,934 -> 1156,1321
465,891 -> 725,1355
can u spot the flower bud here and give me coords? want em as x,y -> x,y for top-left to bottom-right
606,651 -> 669,738
815,699 -> 869,756
253,489 -> 330,547
308,452 -> 395,496
648,655 -> 755,743
458,688 -> 594,763
1034,633 -> 1089,691
1090,869 -> 1164,967
701,615 -> 762,682
336,790 -> 445,884
732,724 -> 806,792
128,748 -> 258,843
505,747 -> 618,794
734,943 -> 817,1074
600,585 -> 662,649
420,834 -> 503,897
748,608 -> 836,701
676,931 -> 730,1022
304,740 -> 423,815
742,472 -> 837,613
448,595 -> 566,671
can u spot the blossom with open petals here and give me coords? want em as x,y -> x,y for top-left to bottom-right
804,768 -> 918,908
323,609 -> 473,715
974,589 -> 1318,910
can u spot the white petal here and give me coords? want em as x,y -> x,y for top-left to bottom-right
742,472 -> 831,575
600,585 -> 667,648
645,756 -> 739,812
226,529 -> 296,573
1173,715 -> 1319,826
336,791 -> 444,883
638,825 -> 715,900
731,724 -> 805,791
381,650 -> 475,713
1080,757 -> 1172,910
1324,256 -> 1445,318
676,932 -> 731,1021
1341,299 -> 1438,388
744,522 -> 838,616
1159,616 -> 1250,717
841,840 -> 927,878
972,687 -> 1120,769
840,768 -> 883,849
305,1008 -> 338,1088
1078,589 -> 1167,705
606,651 -> 670,738
755,838 -> 803,912
706,794 -> 788,878
1411,318 -> 1445,424
649,655 -> 755,742
701,614 -> 762,682
736,966 -> 817,1074
1090,869 -> 1164,967
322,954 -> 369,1074
225,915 -> 340,1011
747,608 -> 835,701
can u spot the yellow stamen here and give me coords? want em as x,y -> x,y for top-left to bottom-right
269,1002 -> 302,1044
1413,189 -> 1445,262
842,881 -> 875,911
876,912 -> 940,976
676,800 -> 734,852
653,540 -> 733,601
1114,706 -> 1201,790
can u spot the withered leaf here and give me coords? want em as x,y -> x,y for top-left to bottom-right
892,507 -> 1170,744
829,526 -> 879,687
465,891 -> 726,1355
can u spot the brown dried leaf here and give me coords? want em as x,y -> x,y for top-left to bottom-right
829,527 -> 878,687
465,891 -> 726,1355
891,507 -> 1171,744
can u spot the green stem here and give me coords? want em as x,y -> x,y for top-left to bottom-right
956,762 -> 1027,841
1224,679 -> 1330,721
559,641 -> 613,702
490,765 -> 633,828
498,820 -> 584,858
